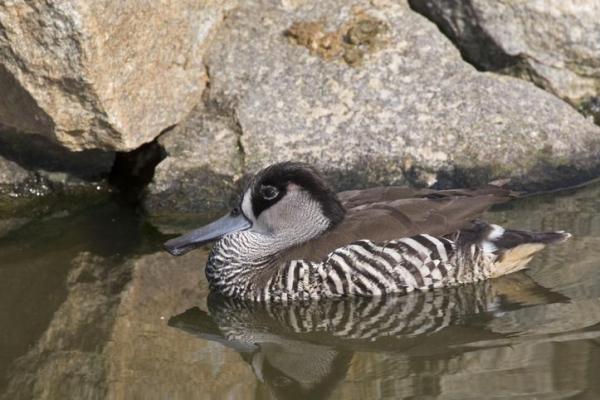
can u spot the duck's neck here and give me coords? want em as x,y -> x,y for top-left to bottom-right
205,230 -> 304,297
204,208 -> 342,297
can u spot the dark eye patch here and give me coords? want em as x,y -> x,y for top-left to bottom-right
251,182 -> 286,217
247,161 -> 346,227
261,185 -> 279,200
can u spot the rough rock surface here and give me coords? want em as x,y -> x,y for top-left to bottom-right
0,0 -> 234,151
409,0 -> 600,110
145,0 -> 600,215
145,105 -> 243,214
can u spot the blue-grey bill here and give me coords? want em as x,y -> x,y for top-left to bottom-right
164,213 -> 251,256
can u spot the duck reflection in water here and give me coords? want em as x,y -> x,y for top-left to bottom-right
169,274 -> 567,400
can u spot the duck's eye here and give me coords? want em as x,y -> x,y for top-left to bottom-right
231,206 -> 241,216
260,185 -> 279,200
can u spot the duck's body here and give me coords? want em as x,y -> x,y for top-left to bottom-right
208,232 -> 481,302
165,162 -> 570,302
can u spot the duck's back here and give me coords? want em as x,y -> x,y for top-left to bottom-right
280,186 -> 512,263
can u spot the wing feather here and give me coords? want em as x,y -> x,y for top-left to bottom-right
279,186 -> 512,262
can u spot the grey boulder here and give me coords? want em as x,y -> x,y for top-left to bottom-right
410,0 -> 600,113
0,0 -> 235,151
145,0 -> 600,215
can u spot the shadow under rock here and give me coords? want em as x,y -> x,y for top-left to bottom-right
0,128 -> 114,181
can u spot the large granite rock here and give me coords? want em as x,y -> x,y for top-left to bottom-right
409,0 -> 600,113
0,0 -> 234,151
145,0 -> 600,215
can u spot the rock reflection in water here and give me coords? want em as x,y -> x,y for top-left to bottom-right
169,275 -> 570,400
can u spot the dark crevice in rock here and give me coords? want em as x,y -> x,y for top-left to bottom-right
108,131 -> 169,203
578,96 -> 600,126
200,63 -> 220,116
406,1 -> 600,127
232,113 -> 246,171
201,61 -> 246,172
200,63 -> 237,119
407,0 -> 521,73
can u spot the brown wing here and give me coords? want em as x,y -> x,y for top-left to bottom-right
337,186 -> 435,208
280,186 -> 513,262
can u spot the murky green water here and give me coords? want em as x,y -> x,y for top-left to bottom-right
1,182 -> 600,400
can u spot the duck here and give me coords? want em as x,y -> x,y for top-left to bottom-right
164,161 -> 571,302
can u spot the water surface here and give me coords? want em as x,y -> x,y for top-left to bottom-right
1,183 -> 600,399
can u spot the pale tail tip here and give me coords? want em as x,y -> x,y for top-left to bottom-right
555,231 -> 572,242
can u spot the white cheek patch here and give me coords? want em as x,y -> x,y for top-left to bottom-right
241,189 -> 256,223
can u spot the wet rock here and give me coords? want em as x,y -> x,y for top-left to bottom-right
146,0 -> 600,214
0,128 -> 113,213
409,0 -> 600,110
0,0 -> 235,151
0,157 -> 30,190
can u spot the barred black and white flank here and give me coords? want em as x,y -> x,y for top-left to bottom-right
165,162 -> 571,302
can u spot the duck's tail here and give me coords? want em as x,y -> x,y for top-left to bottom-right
477,223 -> 571,278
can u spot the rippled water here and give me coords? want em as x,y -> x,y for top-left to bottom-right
1,182 -> 600,400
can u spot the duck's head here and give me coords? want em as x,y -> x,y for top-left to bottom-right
164,162 -> 346,256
